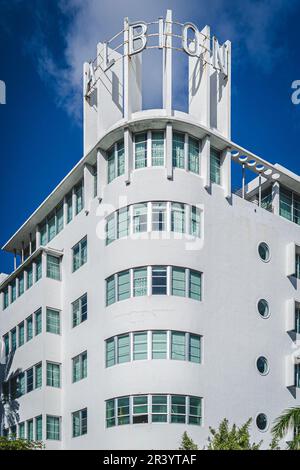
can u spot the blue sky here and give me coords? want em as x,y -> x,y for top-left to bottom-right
0,0 -> 300,274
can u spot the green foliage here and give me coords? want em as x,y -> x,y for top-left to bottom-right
179,431 -> 198,450
206,418 -> 262,450
0,436 -> 44,450
272,407 -> 300,450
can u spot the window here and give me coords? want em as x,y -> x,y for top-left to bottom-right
4,334 -> 9,356
117,207 -> 129,238
27,265 -> 33,289
189,270 -> 201,301
11,279 -> 17,302
19,272 -> 25,296
27,420 -> 34,441
72,408 -> 87,437
117,270 -> 130,301
189,397 -> 202,425
35,308 -> 42,335
133,267 -> 147,297
171,203 -> 185,233
72,237 -> 87,272
66,191 -> 73,224
173,133 -> 185,169
35,363 -> 42,389
295,364 -> 300,388
75,180 -> 84,215
133,204 -> 148,233
107,147 -> 115,183
135,133 -> 147,169
46,308 -> 60,334
172,267 -> 186,297
72,293 -> 88,327
256,356 -> 269,375
26,368 -> 34,393
107,141 -> 125,182
296,307 -> 300,334
152,395 -> 168,422
11,328 -> 17,351
296,253 -> 300,279
106,214 -> 116,245
47,362 -> 61,388
46,416 -> 60,440
210,148 -> 221,184
18,322 -> 25,347
106,275 -> 116,306
18,422 -> 25,440
171,395 -> 186,423
258,299 -> 270,319
48,212 -> 56,242
152,266 -> 167,295
106,338 -> 115,367
36,255 -> 42,281
106,400 -> 115,428
152,331 -> 167,359
256,413 -> 268,431
17,373 -> 25,397
40,221 -> 47,246
26,316 -> 33,341
189,334 -> 201,363
35,416 -> 43,441
171,332 -> 186,361
188,137 -> 200,174
117,335 -> 130,364
258,242 -> 270,262
152,131 -> 164,166
3,288 -> 9,309
133,396 -> 148,424
117,140 -> 125,176
279,187 -> 300,225
117,397 -> 130,425
152,202 -> 167,231
133,332 -> 148,360
190,206 -> 201,237
47,255 -> 61,280
72,351 -> 87,383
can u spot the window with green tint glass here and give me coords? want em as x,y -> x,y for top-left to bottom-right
189,334 -> 201,363
117,270 -> 130,301
26,368 -> 34,393
26,316 -> 33,341
27,265 -> 33,288
133,332 -> 148,360
296,254 -> 300,279
117,207 -> 129,238
172,132 -> 185,168
152,131 -> 164,166
107,147 -> 115,183
27,420 -> 34,441
4,334 -> 9,356
171,332 -> 186,360
18,272 -> 25,296
35,308 -> 42,335
106,400 -> 115,427
18,422 -> 25,439
171,202 -> 185,233
72,351 -> 87,382
75,180 -> 84,215
152,266 -> 167,295
133,203 -> 148,233
17,373 -> 25,397
152,395 -> 168,422
35,255 -> 42,282
189,270 -> 201,301
11,328 -> 16,351
152,331 -> 167,359
46,416 -> 60,440
35,416 -> 43,441
72,237 -> 87,272
47,255 -> 61,280
73,408 -> 87,437
152,202 -> 167,231
210,148 -> 221,184
47,362 -> 61,388
133,267 -> 147,297
117,140 -> 125,176
11,279 -> 17,302
188,137 -> 200,174
46,308 -> 60,334
189,397 -> 202,425
72,293 -> 88,327
117,335 -> 130,364
40,221 -> 47,246
56,204 -> 64,233
3,288 -> 9,309
106,275 -> 116,306
135,133 -> 147,168
48,212 -> 56,242
172,267 -> 186,297
35,363 -> 42,389
190,206 -> 201,237
296,308 -> 300,334
171,395 -> 186,423
106,338 -> 115,367
117,397 -> 130,425
66,191 -> 73,223
106,213 -> 116,245
133,396 -> 148,423
295,364 -> 300,388
18,322 -> 25,347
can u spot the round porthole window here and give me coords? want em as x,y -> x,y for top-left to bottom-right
256,413 -> 268,431
258,243 -> 270,262
257,299 -> 270,318
256,356 -> 269,375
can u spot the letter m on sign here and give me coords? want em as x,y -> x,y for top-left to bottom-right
0,80 -> 6,104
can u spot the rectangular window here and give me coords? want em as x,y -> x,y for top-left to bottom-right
296,254 -> 300,280
46,308 -> 60,335
152,266 -> 167,295
171,395 -> 186,423
106,275 -> 116,306
26,367 -> 34,393
48,212 -> 56,242
18,422 -> 25,440
56,204 -> 64,234
40,221 -> 47,246
171,203 -> 185,233
189,397 -> 202,425
26,315 -> 33,341
75,180 -> 84,215
46,416 -> 60,440
152,131 -> 164,166
152,331 -> 167,359
107,147 -> 115,183
188,137 -> 200,174
106,399 -> 115,427
117,334 -> 130,364
27,265 -> 33,289
210,148 -> 221,184
35,308 -> 42,335
66,191 -> 73,224
16,373 -> 25,397
296,307 -> 300,334
117,207 -> 129,239
35,255 -> 42,282
133,332 -> 148,361
171,331 -> 186,361
152,395 -> 168,422
117,270 -> 130,301
173,132 -> 185,169
72,237 -> 87,272
189,334 -> 201,363
190,206 -> 201,237
72,408 -> 87,437
35,363 -> 42,389
18,272 -> 25,296
72,351 -> 87,383
3,288 -> 9,309
133,267 -> 147,297
27,420 -> 34,441
133,395 -> 148,424
189,270 -> 201,301
117,140 -> 125,176
152,202 -> 167,231
11,279 -> 17,302
18,322 -> 25,347
172,267 -> 186,297
135,133 -> 147,169
47,362 -> 61,388
133,203 -> 148,233
35,416 -> 43,441
72,293 -> 88,327
117,397 -> 130,425
106,214 -> 116,245
280,187 -> 293,221
106,338 -> 115,367
11,328 -> 17,351
4,333 -> 9,356
47,255 -> 61,280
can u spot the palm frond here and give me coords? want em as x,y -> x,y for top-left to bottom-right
272,407 -> 300,440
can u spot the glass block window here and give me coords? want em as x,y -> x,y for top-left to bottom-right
171,395 -> 186,423
118,207 -> 129,238
72,351 -> 87,383
152,266 -> 167,295
26,316 -> 33,341
135,133 -> 147,169
133,204 -> 148,233
75,180 -> 84,215
35,308 -> 42,335
47,362 -> 61,388
189,334 -> 201,363
152,331 -> 167,359
72,237 -> 87,272
188,137 -> 199,174
133,396 -> 148,424
171,331 -> 186,361
172,267 -> 186,297
133,267 -> 147,297
173,132 -> 185,169
152,131 -> 164,166
18,322 -> 25,347
210,148 -> 221,184
117,334 -> 130,364
190,206 -> 201,237
117,270 -> 130,301
72,293 -> 88,327
171,203 -> 185,233
35,416 -> 43,441
73,408 -> 87,437
189,270 -> 201,301
106,275 -> 116,306
47,255 -> 61,280
152,395 -> 168,422
152,202 -> 167,231
133,332 -> 148,360
46,416 -> 60,440
46,308 -> 60,335
106,213 -> 116,245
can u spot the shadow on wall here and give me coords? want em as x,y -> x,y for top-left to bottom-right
0,352 -> 21,433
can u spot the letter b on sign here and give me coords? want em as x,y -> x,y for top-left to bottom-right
128,23 -> 148,55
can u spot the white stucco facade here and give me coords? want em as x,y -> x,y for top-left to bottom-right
1,11 -> 300,450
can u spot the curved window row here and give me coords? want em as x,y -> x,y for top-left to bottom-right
106,394 -> 202,427
105,330 -> 202,367
106,266 -> 202,306
106,201 -> 201,245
